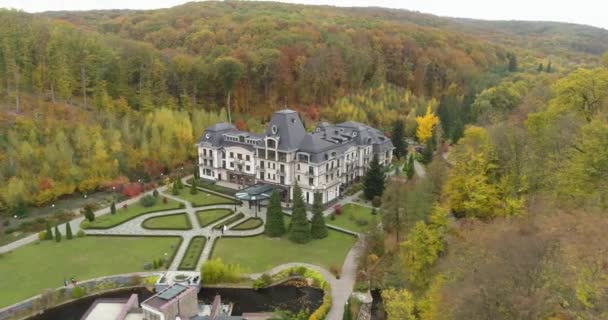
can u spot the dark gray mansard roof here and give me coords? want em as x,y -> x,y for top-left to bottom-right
198,109 -> 393,162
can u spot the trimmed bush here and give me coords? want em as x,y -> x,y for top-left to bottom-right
139,194 -> 157,207
38,231 -> 46,241
54,225 -> 62,242
253,273 -> 272,290
84,206 -> 95,222
110,201 -> 116,215
45,221 -> 53,240
152,189 -> 159,197
70,286 -> 86,299
65,222 -> 73,240
371,196 -> 382,208
77,230 -> 85,238
201,258 -> 242,284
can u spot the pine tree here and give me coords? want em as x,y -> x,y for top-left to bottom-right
546,60 -> 552,73
407,155 -> 415,179
54,225 -> 62,242
391,119 -> 406,159
84,206 -> 95,222
364,154 -> 386,200
422,138 -> 434,164
176,178 -> 184,189
289,184 -> 311,244
310,193 -> 328,239
13,201 -> 27,218
194,166 -> 200,180
45,221 -> 53,240
507,52 -> 518,72
172,181 -> 180,195
110,201 -> 116,215
65,222 -> 73,240
190,179 -> 198,195
537,63 -> 544,72
343,303 -> 353,320
265,190 -> 286,237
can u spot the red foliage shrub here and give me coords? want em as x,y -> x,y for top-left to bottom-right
162,197 -> 168,204
234,118 -> 247,131
38,177 -> 54,191
334,204 -> 342,215
143,159 -> 164,178
122,183 -> 142,198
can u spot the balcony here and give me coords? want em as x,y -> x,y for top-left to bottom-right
256,166 -> 266,172
278,170 -> 286,176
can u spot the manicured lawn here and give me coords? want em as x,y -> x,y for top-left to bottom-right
328,203 -> 376,233
212,230 -> 357,273
174,189 -> 236,207
231,218 -> 263,230
0,236 -> 180,308
212,213 -> 245,230
178,237 -> 206,270
142,213 -> 192,230
196,209 -> 234,227
81,198 -> 181,229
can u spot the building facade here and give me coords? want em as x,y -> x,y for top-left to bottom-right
197,109 -> 393,204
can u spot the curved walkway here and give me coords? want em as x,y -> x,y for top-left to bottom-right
250,236 -> 365,320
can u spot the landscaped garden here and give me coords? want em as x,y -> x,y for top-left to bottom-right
0,236 -> 180,308
196,209 -> 234,227
81,198 -> 181,229
231,218 -> 263,230
178,237 -> 206,270
327,203 -> 375,233
174,189 -> 237,207
213,213 -> 245,230
142,213 -> 192,230
211,230 -> 356,273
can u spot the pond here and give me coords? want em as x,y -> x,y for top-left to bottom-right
26,282 -> 323,320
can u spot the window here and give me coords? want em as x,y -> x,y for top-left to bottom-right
267,162 -> 271,169
297,175 -> 300,182
267,139 -> 276,148
210,150 -> 213,157
246,155 -> 250,161
237,153 -> 242,160
326,164 -> 329,171
246,165 -> 250,171
230,152 -> 234,158
309,178 -> 314,186
260,172 -> 264,180
280,164 -> 285,172
260,160 -> 265,168
230,162 -> 234,168
203,149 -> 207,156
268,173 -> 271,179
297,163 -> 300,170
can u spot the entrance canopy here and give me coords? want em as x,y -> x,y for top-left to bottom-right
235,183 -> 283,201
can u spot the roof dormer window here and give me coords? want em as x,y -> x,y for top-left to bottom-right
271,125 -> 278,135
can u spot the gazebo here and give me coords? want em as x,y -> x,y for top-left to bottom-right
235,184 -> 284,217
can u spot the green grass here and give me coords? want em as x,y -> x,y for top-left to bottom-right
196,209 -> 234,227
213,213 -> 245,230
81,198 -> 181,229
231,218 -> 263,230
174,189 -> 236,207
142,213 -> 192,230
0,236 -> 180,308
328,203 -> 376,233
212,230 -> 357,273
178,237 -> 206,270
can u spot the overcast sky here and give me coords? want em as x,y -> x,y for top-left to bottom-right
1,0 -> 606,30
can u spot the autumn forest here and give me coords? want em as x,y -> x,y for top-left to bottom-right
1,1 -> 607,319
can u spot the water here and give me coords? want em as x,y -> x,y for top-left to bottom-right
26,283 -> 323,320
199,283 -> 324,315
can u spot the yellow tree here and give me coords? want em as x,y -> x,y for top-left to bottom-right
382,288 -> 416,320
416,103 -> 439,142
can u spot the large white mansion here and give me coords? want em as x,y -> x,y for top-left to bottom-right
197,109 -> 393,204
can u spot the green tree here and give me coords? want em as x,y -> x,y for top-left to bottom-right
65,222 -> 73,240
310,193 -> 328,239
546,60 -> 552,72
84,206 -> 95,222
194,166 -> 200,180
54,225 -> 62,242
343,303 -> 352,320
265,190 -> 286,237
364,154 -> 385,200
391,119 -> 406,159
406,154 -> 415,179
13,201 -> 27,218
190,179 -> 198,195
289,184 -> 311,244
172,181 -> 180,195
422,138 -> 434,164
45,221 -> 53,240
507,52 -> 518,72
110,201 -> 116,215
214,57 -> 244,123
537,63 -> 544,72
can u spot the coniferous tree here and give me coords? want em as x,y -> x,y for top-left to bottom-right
194,166 -> 200,180
54,225 -> 62,242
84,206 -> 95,222
289,184 -> 311,244
391,119 -> 406,159
422,138 -> 434,164
507,52 -> 518,72
190,179 -> 198,195
546,60 -> 552,73
364,154 -> 386,200
65,222 -> 73,240
310,193 -> 328,239
176,178 -> 184,189
45,221 -> 53,240
343,303 -> 353,320
110,201 -> 116,215
13,201 -> 27,218
538,63 -> 544,72
407,155 -> 415,179
172,181 -> 180,195
265,190 -> 286,237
